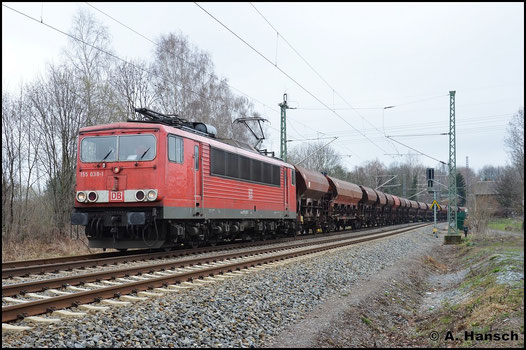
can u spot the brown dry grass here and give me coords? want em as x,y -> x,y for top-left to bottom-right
422,255 -> 448,272
2,232 -> 92,262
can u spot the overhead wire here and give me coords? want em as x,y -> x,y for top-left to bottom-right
248,2 -> 410,157
295,112 -> 516,139
195,2 -> 390,157
2,3 -> 247,116
84,2 -> 279,115
86,2 -> 345,154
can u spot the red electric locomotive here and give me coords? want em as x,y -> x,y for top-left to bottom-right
71,109 -> 296,250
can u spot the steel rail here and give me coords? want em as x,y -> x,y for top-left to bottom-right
2,223 -> 426,297
2,222 -> 421,279
2,223 -> 429,322
1,249 -> 152,269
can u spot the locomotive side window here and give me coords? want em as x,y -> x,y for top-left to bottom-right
226,152 -> 239,178
168,135 -> 184,163
239,156 -> 251,181
251,159 -> 262,183
210,147 -> 280,186
211,147 -> 225,174
291,169 -> 296,186
273,165 -> 281,185
262,162 -> 271,184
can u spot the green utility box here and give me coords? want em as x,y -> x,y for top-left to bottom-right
457,210 -> 467,229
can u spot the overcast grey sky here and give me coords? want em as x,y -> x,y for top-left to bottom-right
2,2 -> 524,172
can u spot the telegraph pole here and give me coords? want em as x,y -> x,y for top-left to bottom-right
279,93 -> 292,162
446,90 -> 460,243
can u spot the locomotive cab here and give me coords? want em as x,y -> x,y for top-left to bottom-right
71,123 -> 167,249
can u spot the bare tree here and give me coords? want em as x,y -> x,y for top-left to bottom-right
349,159 -> 386,189
27,64 -> 84,233
2,91 -> 20,241
496,166 -> 521,217
2,87 -> 44,242
287,141 -> 341,173
111,60 -> 159,119
478,165 -> 504,181
503,107 -> 524,216
151,32 -> 253,143
470,196 -> 494,235
63,8 -> 116,125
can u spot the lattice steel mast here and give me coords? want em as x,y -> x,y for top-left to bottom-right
447,90 -> 458,235
279,93 -> 290,162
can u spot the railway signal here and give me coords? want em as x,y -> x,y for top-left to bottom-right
427,167 -> 438,237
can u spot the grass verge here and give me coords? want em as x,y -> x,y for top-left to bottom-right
418,231 -> 524,348
2,232 -> 92,262
487,218 -> 524,233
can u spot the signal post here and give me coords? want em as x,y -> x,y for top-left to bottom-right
427,168 -> 439,238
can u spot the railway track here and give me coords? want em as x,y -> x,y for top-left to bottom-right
2,222 -> 425,279
2,223 -> 430,323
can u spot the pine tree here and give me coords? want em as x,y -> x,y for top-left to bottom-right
456,173 -> 466,207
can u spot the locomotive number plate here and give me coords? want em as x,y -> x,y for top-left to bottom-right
109,191 -> 124,202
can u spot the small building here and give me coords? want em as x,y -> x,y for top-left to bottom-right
473,181 -> 503,216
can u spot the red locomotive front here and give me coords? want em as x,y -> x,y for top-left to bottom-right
72,122 -> 168,249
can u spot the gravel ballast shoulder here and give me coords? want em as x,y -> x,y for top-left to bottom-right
2,224 -> 443,348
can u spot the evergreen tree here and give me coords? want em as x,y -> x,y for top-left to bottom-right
456,172 -> 466,207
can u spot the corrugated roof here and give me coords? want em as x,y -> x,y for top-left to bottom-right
474,181 -> 498,195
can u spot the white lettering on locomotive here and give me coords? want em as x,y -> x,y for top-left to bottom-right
109,191 -> 124,201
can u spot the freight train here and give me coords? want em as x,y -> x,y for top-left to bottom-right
71,108 -> 446,250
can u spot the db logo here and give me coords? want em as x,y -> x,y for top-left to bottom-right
109,191 -> 124,202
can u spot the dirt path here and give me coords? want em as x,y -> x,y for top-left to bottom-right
267,229 -> 524,348
266,233 -> 446,348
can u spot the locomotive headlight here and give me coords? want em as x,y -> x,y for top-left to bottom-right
77,191 -> 87,203
88,191 -> 98,202
147,190 -> 158,201
113,167 -> 120,174
135,190 -> 145,201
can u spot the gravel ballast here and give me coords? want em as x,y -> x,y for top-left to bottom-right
2,224 -> 443,348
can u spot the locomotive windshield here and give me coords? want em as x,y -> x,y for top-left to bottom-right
81,134 -> 156,162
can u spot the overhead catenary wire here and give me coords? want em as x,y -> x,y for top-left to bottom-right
82,2 -> 356,159
84,2 -> 279,115
386,136 -> 447,165
195,2 -> 390,157
296,93 -> 448,111
85,1 -> 352,158
4,1 -> 302,149
295,112 -> 516,139
248,2 -> 406,158
2,4 -> 248,116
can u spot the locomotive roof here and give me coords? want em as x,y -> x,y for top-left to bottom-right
79,122 -> 294,169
